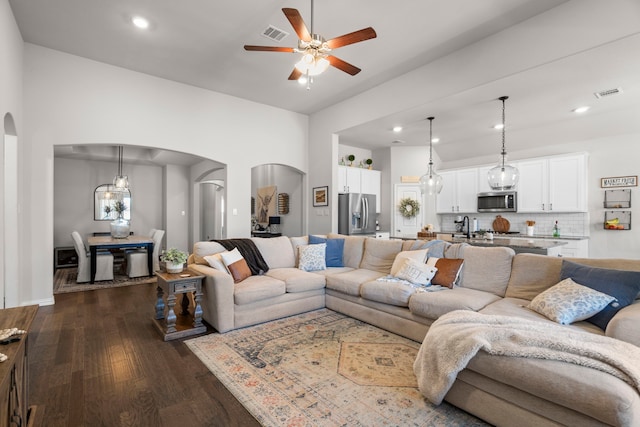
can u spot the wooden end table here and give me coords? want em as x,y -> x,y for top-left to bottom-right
153,268 -> 206,341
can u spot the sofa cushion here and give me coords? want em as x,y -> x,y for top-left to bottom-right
325,269 -> 386,296
606,300 -> 640,347
390,249 -> 429,277
251,236 -> 296,269
560,260 -> 640,330
426,258 -> 464,288
359,238 -> 403,274
203,252 -> 229,272
192,241 -> 226,265
309,235 -> 345,267
289,235 -> 308,267
265,268 -> 326,293
234,275 -> 286,305
409,287 -> 501,320
505,254 -> 563,300
311,267 -> 354,276
527,278 -> 616,325
328,233 -> 365,268
298,244 -> 326,272
458,246 -> 515,297
360,279 -> 417,307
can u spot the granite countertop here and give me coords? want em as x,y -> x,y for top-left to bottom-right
451,237 -> 567,249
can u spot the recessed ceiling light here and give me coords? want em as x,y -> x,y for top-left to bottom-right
431,138 -> 440,143
572,106 -> 590,113
132,16 -> 150,29
493,124 -> 504,130
393,126 -> 403,133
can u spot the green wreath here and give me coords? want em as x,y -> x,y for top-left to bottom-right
398,197 -> 420,218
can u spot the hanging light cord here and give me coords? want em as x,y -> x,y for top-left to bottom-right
499,96 -> 508,169
427,117 -> 435,177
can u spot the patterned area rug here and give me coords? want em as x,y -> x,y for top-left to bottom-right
53,267 -> 157,294
186,309 -> 489,427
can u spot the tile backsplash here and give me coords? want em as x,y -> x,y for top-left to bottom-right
438,212 -> 589,237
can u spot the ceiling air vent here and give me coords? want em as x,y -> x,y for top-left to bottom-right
261,25 -> 289,42
594,87 -> 623,99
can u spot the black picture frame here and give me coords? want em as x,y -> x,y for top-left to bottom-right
313,186 -> 329,207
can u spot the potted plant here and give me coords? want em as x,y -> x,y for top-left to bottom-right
365,158 -> 373,170
161,248 -> 188,273
347,154 -> 355,166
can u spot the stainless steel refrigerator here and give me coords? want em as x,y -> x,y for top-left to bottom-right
338,193 -> 376,235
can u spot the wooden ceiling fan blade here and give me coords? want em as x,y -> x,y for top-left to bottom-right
326,27 -> 377,49
328,56 -> 361,76
244,45 -> 295,52
282,8 -> 311,42
288,68 -> 302,81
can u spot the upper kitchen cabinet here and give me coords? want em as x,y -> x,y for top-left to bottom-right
517,153 -> 587,213
476,165 -> 494,194
338,166 -> 381,212
437,168 -> 478,213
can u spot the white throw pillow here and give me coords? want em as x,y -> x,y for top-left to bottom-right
527,278 -> 616,325
390,249 -> 429,277
203,252 -> 230,273
394,258 -> 438,286
298,244 -> 327,272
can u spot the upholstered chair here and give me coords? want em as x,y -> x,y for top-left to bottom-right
71,231 -> 114,283
126,229 -> 165,278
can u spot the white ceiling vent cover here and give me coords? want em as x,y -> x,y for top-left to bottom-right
594,87 -> 623,99
262,25 -> 289,42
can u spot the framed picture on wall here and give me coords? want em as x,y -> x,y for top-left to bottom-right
313,186 -> 329,207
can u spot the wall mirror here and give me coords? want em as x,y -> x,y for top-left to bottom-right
94,184 -> 131,221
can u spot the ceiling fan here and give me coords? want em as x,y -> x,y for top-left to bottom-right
244,0 -> 377,86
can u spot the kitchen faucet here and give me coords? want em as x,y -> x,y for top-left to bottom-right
462,215 -> 470,239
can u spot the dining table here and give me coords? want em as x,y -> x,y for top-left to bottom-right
87,235 -> 154,283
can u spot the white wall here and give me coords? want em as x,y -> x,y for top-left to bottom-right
164,164 -> 190,253
53,157 -> 164,248
21,44 -> 308,306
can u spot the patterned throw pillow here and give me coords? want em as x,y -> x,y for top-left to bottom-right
220,248 -> 252,283
394,258 -> 438,286
426,258 -> 464,288
527,278 -> 616,325
298,244 -> 327,272
390,249 -> 429,277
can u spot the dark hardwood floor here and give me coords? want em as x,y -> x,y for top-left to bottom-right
29,282 -> 261,427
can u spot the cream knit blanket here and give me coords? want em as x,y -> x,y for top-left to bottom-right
413,310 -> 640,405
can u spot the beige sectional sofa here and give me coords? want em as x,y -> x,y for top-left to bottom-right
187,234 -> 640,427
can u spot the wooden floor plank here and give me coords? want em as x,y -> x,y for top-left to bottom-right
30,282 -> 260,426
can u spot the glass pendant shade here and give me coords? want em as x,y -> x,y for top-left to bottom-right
113,146 -> 129,190
420,168 -> 443,195
488,96 -> 519,191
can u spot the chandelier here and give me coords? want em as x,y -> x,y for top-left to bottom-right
488,96 -> 519,190
419,117 -> 443,195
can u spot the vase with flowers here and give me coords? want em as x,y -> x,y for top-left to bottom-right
109,200 -> 130,238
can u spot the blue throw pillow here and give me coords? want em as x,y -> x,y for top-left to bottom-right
309,235 -> 345,267
411,239 -> 449,259
560,260 -> 640,330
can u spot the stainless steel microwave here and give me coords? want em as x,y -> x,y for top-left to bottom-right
477,192 -> 517,212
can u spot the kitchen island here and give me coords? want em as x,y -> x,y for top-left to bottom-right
450,236 -> 567,256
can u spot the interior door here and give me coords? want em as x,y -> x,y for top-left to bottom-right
393,184 -> 423,238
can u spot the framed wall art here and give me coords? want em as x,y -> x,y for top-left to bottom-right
313,186 -> 329,207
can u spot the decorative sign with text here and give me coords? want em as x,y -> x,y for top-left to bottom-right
601,175 -> 637,188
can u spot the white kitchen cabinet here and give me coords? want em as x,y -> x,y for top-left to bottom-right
375,231 -> 390,240
476,165 -> 494,194
436,168 -> 478,213
338,166 -> 381,212
338,165 -> 361,193
517,154 -> 587,213
557,238 -> 589,258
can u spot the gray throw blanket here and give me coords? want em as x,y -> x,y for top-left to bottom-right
414,310 -> 640,405
213,239 -> 269,275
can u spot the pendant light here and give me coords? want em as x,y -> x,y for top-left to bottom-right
113,146 -> 129,190
488,96 -> 519,190
419,117 -> 443,195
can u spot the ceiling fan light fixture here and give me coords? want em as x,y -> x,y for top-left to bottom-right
294,54 -> 329,76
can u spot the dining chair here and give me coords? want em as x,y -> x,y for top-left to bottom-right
71,231 -> 114,283
126,229 -> 165,278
